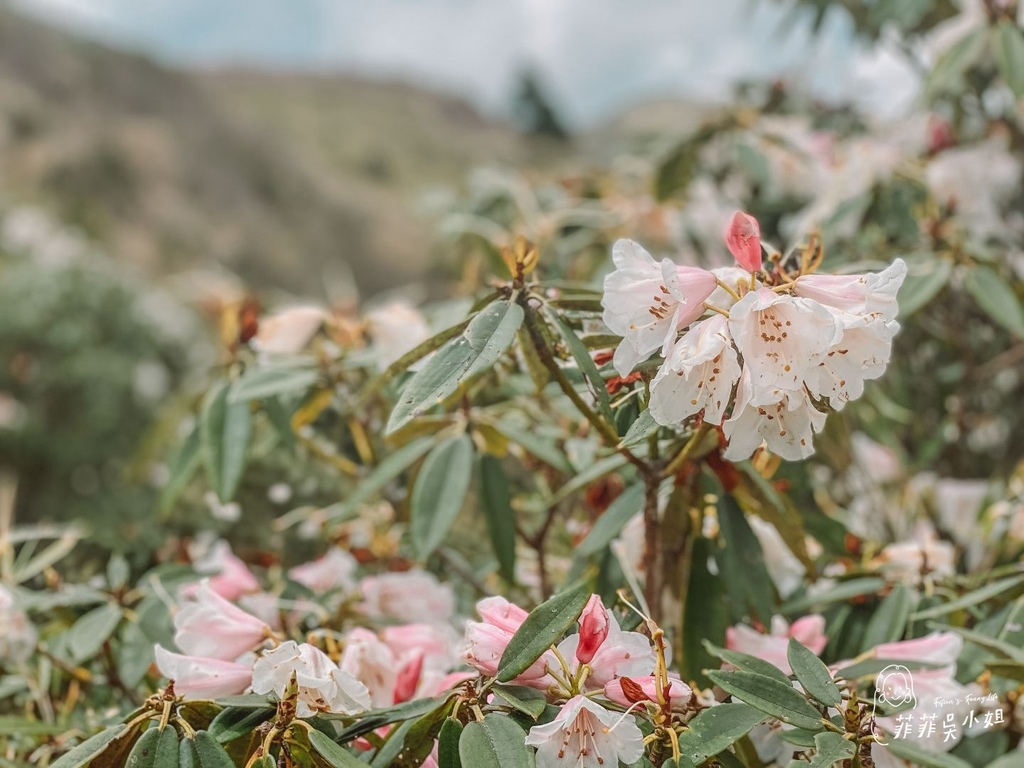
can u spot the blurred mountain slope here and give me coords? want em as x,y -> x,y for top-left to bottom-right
0,8 -> 539,296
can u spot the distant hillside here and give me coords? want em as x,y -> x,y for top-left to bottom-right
0,8 -> 544,297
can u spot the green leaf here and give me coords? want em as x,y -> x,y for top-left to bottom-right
781,578 -> 886,615
68,602 -> 122,662
932,624 -> 1024,664
541,305 -> 613,421
884,737 -> 972,768
497,583 -> 590,682
387,300 -> 524,434
228,366 -> 318,403
208,707 -> 274,744
201,380 -> 252,502
478,455 -> 517,583
51,725 -> 127,768
703,641 -> 792,685
160,424 -> 202,515
307,730 -> 366,768
786,732 -> 855,768
458,714 -> 535,768
332,697 -> 442,738
488,423 -> 573,474
717,496 -> 776,625
576,483 -> 643,557
438,719 -> 463,768
155,726 -> 180,768
188,732 -> 236,768
964,265 -> 1024,339
490,685 -> 548,719
995,21 -> 1024,97
319,436 -> 435,523
787,639 -> 841,708
410,435 -> 474,559
926,27 -> 988,98
675,703 -> 766,766
706,670 -> 825,731
862,584 -> 916,649
126,727 -> 160,768
897,256 -> 951,318
620,410 -> 659,448
983,659 -> 1024,681
911,573 -> 1024,621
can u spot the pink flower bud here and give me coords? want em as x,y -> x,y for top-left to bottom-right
394,651 -> 424,704
604,675 -> 693,710
575,595 -> 610,664
724,211 -> 762,272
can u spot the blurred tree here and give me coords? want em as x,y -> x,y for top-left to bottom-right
511,69 -> 571,140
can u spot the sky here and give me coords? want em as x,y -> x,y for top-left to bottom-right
10,0 -> 918,127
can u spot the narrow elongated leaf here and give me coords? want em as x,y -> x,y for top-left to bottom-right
862,584 -> 916,649
228,366 -> 318,403
787,639 -> 841,708
489,423 -> 572,474
307,731 -> 365,768
717,496 -> 776,624
577,483 -> 644,557
703,641 -> 792,685
201,381 -> 252,502
932,624 -> 1024,663
160,424 -> 201,514
387,300 -> 524,434
911,574 -> 1024,620
620,410 -> 659,448
438,719 -> 463,768
964,265 -> 1024,338
995,21 -> 1024,97
490,685 -> 548,719
541,305 -> 613,421
410,435 -> 474,558
781,578 -> 886,614
675,703 -> 766,766
208,707 -> 273,744
706,670 -> 824,731
498,583 -> 590,682
51,725 -> 127,768
478,456 -> 517,583
190,732 -> 235,768
68,602 -> 122,662
884,737 -> 972,768
897,256 -> 951,318
926,27 -> 987,97
458,714 -> 534,768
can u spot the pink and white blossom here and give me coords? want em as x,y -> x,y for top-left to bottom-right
725,615 -> 827,675
525,695 -> 644,768
251,641 -> 370,718
154,645 -> 251,699
602,239 -> 717,376
604,675 -> 693,710
360,570 -> 454,625
649,314 -> 741,427
174,580 -> 270,662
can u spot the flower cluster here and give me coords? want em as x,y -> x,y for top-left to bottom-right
602,212 -> 907,460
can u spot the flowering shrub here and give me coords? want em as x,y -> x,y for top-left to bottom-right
3,1 -> 1024,766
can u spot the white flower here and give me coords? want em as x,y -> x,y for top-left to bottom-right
525,695 -> 644,768
365,301 -> 432,369
251,641 -> 370,718
360,570 -> 454,625
253,306 -> 326,355
289,547 -> 359,594
339,627 -> 399,708
794,259 -> 906,321
602,239 -> 717,376
805,312 -> 900,410
728,288 -> 842,394
174,581 -> 270,661
649,314 -> 741,427
723,371 -> 827,461
0,586 -> 37,664
154,645 -> 252,699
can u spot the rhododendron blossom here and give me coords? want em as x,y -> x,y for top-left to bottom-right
726,614 -> 827,675
602,213 -> 907,460
251,641 -> 371,718
174,580 -> 271,661
525,695 -> 645,768
154,646 -> 251,699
